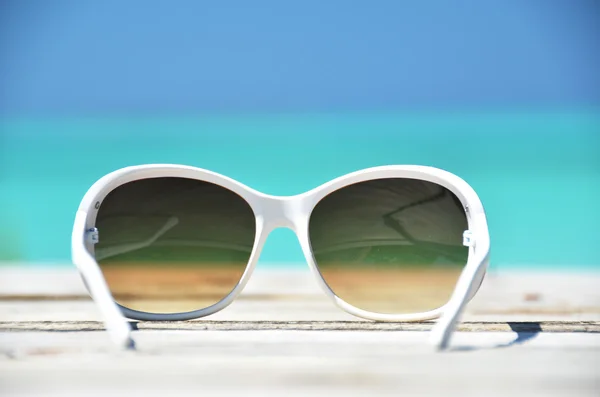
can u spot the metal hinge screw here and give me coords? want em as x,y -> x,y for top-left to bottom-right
86,228 -> 99,244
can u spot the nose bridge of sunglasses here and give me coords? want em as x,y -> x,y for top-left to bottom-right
257,194 -> 310,233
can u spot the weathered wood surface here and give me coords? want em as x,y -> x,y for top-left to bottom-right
1,266 -> 599,396
3,319 -> 600,332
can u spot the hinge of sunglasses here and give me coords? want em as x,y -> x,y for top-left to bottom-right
86,228 -> 99,244
462,230 -> 475,247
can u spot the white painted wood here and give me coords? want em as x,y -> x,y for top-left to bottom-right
1,266 -> 599,396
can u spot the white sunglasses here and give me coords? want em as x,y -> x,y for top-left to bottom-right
71,164 -> 490,351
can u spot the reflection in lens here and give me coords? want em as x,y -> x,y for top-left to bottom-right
309,178 -> 468,314
94,177 -> 256,314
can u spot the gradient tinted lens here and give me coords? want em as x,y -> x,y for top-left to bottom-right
309,178 -> 468,314
94,177 -> 256,314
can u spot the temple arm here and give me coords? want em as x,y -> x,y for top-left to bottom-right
429,219 -> 490,350
72,210 -> 135,350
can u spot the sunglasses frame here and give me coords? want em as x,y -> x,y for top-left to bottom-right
72,164 -> 490,351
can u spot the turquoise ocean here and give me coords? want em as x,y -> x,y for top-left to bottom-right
1,109 -> 599,270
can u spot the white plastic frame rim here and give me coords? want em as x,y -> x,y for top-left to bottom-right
71,164 -> 491,351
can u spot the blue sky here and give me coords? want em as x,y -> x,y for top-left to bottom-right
1,0 -> 599,114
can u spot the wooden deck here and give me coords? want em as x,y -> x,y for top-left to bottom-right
1,266 -> 599,396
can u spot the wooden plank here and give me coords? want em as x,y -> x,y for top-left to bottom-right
1,266 -> 599,397
2,320 -> 600,333
1,331 -> 599,397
